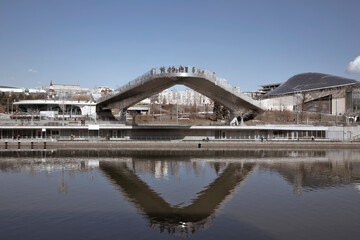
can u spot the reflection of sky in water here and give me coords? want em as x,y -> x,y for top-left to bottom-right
223,169 -> 360,240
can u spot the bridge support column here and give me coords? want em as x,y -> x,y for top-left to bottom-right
230,112 -> 236,121
231,110 -> 251,126
229,112 -> 241,126
119,109 -> 127,122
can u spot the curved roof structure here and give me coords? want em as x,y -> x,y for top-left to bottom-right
264,72 -> 357,97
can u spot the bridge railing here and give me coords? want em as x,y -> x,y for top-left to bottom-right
153,66 -> 256,102
98,68 -> 153,103
97,66 -> 255,105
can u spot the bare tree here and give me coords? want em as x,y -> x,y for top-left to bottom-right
213,102 -> 229,120
149,94 -> 159,104
234,109 -> 254,125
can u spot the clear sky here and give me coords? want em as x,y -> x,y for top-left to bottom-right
1,0 -> 360,91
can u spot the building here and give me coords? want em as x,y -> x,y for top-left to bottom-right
0,86 -> 23,93
13,99 -> 96,120
251,83 -> 282,99
90,86 -> 114,101
1,123 -> 359,142
44,81 -> 90,98
260,73 -> 358,118
0,85 -> 46,94
140,89 -> 213,106
91,86 -> 114,95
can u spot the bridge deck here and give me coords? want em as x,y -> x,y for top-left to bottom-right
97,67 -> 264,116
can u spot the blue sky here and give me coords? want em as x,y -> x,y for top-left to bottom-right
1,0 -> 359,91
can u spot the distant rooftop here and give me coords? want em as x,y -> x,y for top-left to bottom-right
257,83 -> 282,95
264,72 -> 358,97
259,83 -> 283,88
13,99 -> 96,106
0,85 -> 18,89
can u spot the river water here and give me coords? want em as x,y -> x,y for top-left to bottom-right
0,149 -> 360,240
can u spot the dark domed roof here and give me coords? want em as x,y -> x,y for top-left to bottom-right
264,73 -> 357,97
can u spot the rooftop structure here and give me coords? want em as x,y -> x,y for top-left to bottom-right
260,73 -> 359,120
0,86 -> 23,93
257,83 -> 282,95
13,99 -> 96,119
0,86 -> 45,94
264,73 -> 357,97
0,85 -> 19,89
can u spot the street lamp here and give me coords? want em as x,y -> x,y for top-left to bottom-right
293,87 -> 301,124
176,92 -> 178,125
61,91 -> 65,126
335,98 -> 338,125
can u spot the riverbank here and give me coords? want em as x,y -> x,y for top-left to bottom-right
1,139 -> 360,150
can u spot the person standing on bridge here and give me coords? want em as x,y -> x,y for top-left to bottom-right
192,66 -> 195,73
185,66 -> 188,73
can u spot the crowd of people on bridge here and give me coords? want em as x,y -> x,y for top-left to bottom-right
156,65 -> 209,75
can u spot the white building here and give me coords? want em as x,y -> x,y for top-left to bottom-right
90,86 -> 114,101
13,99 -> 97,119
0,86 -> 46,94
0,86 -> 23,93
44,81 -> 90,98
91,86 -> 114,94
140,89 -> 213,106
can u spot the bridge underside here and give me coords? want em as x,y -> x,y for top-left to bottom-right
97,73 -> 264,120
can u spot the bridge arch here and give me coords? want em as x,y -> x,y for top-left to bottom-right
96,67 -> 264,120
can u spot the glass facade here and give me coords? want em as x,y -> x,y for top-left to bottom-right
347,88 -> 360,112
303,95 -> 332,113
0,128 -> 326,141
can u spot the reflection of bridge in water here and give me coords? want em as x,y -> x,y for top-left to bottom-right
96,66 -> 264,120
100,160 -> 255,235
1,149 -> 360,235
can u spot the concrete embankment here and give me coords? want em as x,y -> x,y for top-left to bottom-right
1,140 -> 360,150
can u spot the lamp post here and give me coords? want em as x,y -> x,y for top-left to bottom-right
62,91 -> 65,126
335,98 -> 338,125
160,91 -> 162,122
294,87 -> 301,124
296,93 -> 299,124
176,92 -> 178,125
7,97 -> 9,114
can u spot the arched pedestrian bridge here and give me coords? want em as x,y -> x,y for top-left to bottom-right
96,66 -> 264,119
